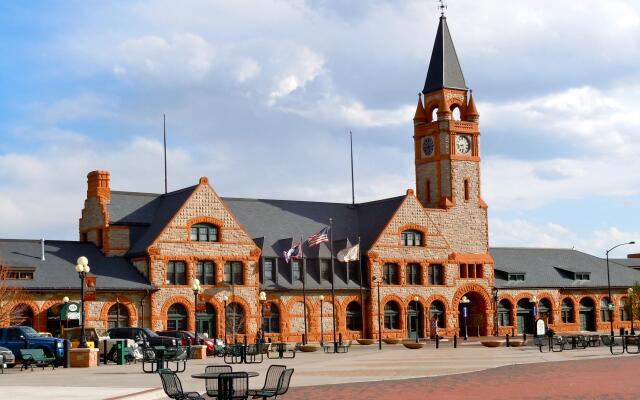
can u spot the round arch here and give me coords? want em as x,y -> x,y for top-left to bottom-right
160,296 -> 194,331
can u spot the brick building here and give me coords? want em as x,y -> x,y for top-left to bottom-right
1,14 -> 639,340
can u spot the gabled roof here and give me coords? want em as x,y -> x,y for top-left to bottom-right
423,16 -> 467,93
0,240 -> 152,290
491,247 -> 640,289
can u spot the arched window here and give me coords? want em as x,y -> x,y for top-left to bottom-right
600,297 -> 612,322
383,301 -> 400,330
383,263 -> 399,285
498,299 -> 512,326
620,297 -> 630,322
262,303 -> 280,333
450,105 -> 461,121
191,223 -> 219,242
167,303 -> 188,331
346,301 -> 362,331
108,303 -> 130,329
538,298 -> 552,323
226,302 -> 245,336
429,300 -> 445,328
561,299 -> 574,323
10,304 -> 33,327
430,107 -> 439,122
401,230 -> 422,246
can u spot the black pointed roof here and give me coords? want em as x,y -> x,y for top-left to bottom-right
423,16 -> 467,93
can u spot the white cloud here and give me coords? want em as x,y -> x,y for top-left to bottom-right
268,46 -> 324,101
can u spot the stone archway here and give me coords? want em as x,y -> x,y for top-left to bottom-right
456,291 -> 488,337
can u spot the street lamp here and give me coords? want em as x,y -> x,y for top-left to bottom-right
413,295 -> 419,343
319,295 -> 325,346
372,275 -> 382,350
222,294 -> 229,345
628,288 -> 635,335
491,287 -> 499,336
606,241 -> 635,337
74,256 -> 90,348
192,279 -> 202,346
61,296 -> 70,334
460,296 -> 470,340
115,296 -> 120,329
530,295 -> 538,336
259,291 -> 267,340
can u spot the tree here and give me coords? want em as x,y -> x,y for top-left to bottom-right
630,282 -> 640,321
0,263 -> 26,326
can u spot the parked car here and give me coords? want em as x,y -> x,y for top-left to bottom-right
107,327 -> 177,348
157,330 -> 216,355
0,346 -> 16,368
61,327 -> 139,361
0,326 -> 66,365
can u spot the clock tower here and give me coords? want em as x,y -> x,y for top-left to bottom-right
413,14 -> 485,211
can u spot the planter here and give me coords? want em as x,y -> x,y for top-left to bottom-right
299,345 -> 320,352
356,339 -> 375,345
481,340 -> 502,348
383,338 -> 401,345
509,340 -> 525,347
402,342 -> 425,349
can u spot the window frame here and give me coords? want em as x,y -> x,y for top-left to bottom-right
383,263 -> 399,285
190,223 -> 219,242
401,230 -> 423,247
406,263 -> 422,285
383,302 -> 400,330
167,261 -> 186,285
428,264 -> 444,285
196,261 -> 216,285
224,261 -> 244,285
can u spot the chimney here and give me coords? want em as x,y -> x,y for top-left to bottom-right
41,238 -> 45,261
87,170 -> 111,201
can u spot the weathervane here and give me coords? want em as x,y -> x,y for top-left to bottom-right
438,0 -> 447,16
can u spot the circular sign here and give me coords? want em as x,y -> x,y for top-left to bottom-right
68,304 -> 78,312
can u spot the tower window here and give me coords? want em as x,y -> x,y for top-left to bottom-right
464,179 -> 470,201
450,105 -> 461,121
426,180 -> 432,203
431,107 -> 439,122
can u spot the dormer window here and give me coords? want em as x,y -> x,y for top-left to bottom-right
191,223 -> 219,242
401,230 -> 422,246
2,267 -> 35,280
508,273 -> 525,281
574,272 -> 590,281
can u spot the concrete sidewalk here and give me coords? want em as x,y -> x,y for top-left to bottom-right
0,341 -> 633,399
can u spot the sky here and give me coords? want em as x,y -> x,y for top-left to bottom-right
0,0 -> 638,258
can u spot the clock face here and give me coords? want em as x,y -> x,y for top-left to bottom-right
456,135 -> 471,154
422,136 -> 435,157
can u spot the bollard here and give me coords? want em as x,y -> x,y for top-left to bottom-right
436,335 -> 440,349
302,333 -> 306,344
523,332 -> 526,342
511,327 -> 515,336
103,340 -> 109,365
506,334 -> 510,347
454,334 -> 457,348
339,333 -> 343,345
63,339 -> 70,368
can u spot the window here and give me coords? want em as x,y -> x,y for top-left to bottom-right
383,302 -> 400,330
498,300 -> 512,326
190,223 -> 219,242
561,299 -> 574,323
291,260 -> 302,283
262,303 -> 280,333
320,259 -> 332,282
224,261 -> 244,285
226,303 -> 245,335
262,258 -> 275,283
10,304 -> 33,326
383,263 -> 399,285
508,273 -> 526,282
575,272 -> 590,281
426,180 -> 432,203
167,303 -> 187,330
464,179 -> 470,201
406,263 -> 421,285
167,261 -> 186,285
401,230 -> 422,246
538,299 -> 552,323
347,262 -> 359,282
600,297 -> 612,322
107,303 -> 129,329
428,264 -> 444,285
475,264 -> 483,278
620,298 -> 630,322
5,270 -> 34,280
196,261 -> 215,285
346,302 -> 362,331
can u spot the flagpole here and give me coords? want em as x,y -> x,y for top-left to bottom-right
350,131 -> 355,206
163,113 -> 168,194
329,218 -> 337,353
301,236 -> 308,345
358,236 -> 365,339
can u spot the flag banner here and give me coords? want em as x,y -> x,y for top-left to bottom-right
284,241 -> 302,263
307,227 -> 329,247
84,276 -> 96,301
337,243 -> 360,262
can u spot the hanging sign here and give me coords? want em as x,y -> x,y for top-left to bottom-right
84,276 -> 97,301
63,302 -> 81,321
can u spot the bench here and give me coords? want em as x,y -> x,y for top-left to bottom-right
337,340 -> 352,353
20,349 -> 56,371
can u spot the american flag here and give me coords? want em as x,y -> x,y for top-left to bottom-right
307,227 -> 329,247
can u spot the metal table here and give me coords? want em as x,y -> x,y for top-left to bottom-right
192,371 -> 259,399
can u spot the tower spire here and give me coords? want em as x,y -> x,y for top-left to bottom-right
423,12 -> 467,94
438,0 -> 447,16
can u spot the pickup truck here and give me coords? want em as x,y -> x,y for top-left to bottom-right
0,326 -> 66,364
107,327 -> 178,348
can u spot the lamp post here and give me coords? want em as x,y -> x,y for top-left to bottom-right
74,256 -> 90,348
628,288 -> 635,335
259,291 -> 267,340
222,294 -> 228,345
413,295 -> 420,343
62,296 -> 69,334
319,295 -> 325,346
460,296 -> 470,340
530,295 -> 538,336
192,279 -> 202,346
372,275 -> 382,350
606,241 -> 635,337
115,296 -> 120,329
491,287 -> 499,336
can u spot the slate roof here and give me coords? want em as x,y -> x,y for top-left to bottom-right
491,247 -> 640,289
423,16 -> 467,93
0,240 -> 152,290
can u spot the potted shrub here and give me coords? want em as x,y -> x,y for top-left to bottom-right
402,341 -> 425,349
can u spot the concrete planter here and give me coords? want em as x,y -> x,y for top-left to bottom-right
383,338 -> 401,344
299,345 -> 320,352
69,348 -> 99,368
481,340 -> 502,348
509,340 -> 526,347
402,342 -> 425,349
356,339 -> 375,345
191,345 -> 207,359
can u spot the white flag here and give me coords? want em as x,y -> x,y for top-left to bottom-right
337,243 -> 360,262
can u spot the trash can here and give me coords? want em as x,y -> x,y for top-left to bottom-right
116,340 -> 126,365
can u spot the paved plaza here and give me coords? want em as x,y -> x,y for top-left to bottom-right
0,341 -> 637,399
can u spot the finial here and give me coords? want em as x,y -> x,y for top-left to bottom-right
438,0 -> 447,16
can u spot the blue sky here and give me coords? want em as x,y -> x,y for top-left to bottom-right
0,0 -> 638,257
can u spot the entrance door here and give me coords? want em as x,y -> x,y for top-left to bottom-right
516,299 -> 534,334
196,303 -> 216,338
407,301 -> 422,340
579,298 -> 596,332
517,314 -> 527,334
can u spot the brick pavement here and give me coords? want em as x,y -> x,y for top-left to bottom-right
288,356 -> 640,399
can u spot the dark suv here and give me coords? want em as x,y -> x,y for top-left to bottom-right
107,327 -> 177,347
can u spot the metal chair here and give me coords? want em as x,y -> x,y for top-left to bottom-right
218,371 -> 249,400
247,365 -> 286,398
273,369 -> 295,399
158,368 -> 205,400
205,364 -> 233,398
